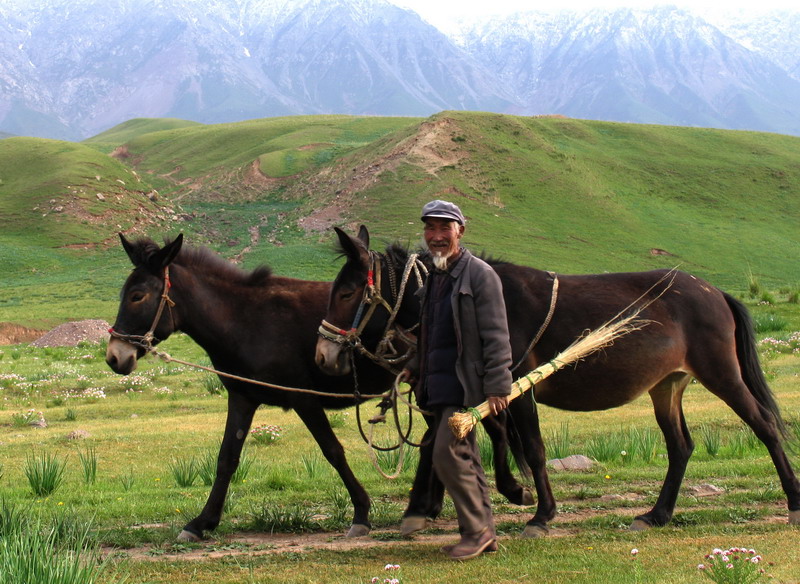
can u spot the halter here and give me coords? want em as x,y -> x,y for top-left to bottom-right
318,251 -> 428,373
108,266 -> 176,350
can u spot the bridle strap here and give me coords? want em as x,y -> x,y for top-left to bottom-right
510,271 -> 559,373
318,252 -> 428,373
109,266 -> 175,349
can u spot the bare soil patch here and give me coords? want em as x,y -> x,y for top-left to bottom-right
0,323 -> 47,345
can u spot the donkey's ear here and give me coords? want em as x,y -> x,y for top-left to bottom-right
149,234 -> 183,270
356,225 -> 370,248
334,226 -> 365,261
119,233 -> 137,265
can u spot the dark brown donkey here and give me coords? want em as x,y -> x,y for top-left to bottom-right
105,234 -> 533,541
315,226 -> 800,535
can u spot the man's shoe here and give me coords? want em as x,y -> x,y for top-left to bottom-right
441,540 -> 497,555
445,528 -> 497,560
400,516 -> 430,537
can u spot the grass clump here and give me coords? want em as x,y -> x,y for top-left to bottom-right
24,453 -> 67,497
0,501 -> 118,584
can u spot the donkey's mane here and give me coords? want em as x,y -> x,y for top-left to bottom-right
178,245 -> 272,286
136,237 -> 272,286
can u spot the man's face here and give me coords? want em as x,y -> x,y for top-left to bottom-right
424,217 -> 464,267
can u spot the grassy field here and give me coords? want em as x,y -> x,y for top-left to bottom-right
0,312 -> 799,583
2,112 -> 800,581
2,112 -> 800,331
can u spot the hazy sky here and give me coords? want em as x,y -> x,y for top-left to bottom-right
391,0 -> 799,30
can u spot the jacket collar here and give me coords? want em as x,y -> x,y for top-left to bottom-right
446,247 -> 470,279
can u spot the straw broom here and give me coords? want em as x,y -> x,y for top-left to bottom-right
448,311 -> 649,440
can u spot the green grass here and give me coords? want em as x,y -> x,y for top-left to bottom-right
3,112 -> 800,329
0,137 -> 162,248
0,333 -> 799,582
3,109 -> 800,581
332,112 -> 800,290
115,114 -> 420,194
82,118 -> 204,153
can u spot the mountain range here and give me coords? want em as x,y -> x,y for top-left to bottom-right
2,0 -> 800,140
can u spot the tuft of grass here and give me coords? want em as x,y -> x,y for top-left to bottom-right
24,452 -> 67,497
752,312 -> 789,333
197,449 -> 217,487
247,503 -> 318,534
169,457 -> 199,488
0,506 -> 116,584
231,449 -> 254,485
300,453 -> 324,480
201,374 -> 225,395
77,445 -> 98,485
699,424 -> 722,457
119,471 -> 135,492
545,421 -> 572,460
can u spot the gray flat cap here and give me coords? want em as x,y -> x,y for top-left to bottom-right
420,199 -> 465,225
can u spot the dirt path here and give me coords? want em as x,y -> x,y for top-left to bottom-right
106,507 -> 640,562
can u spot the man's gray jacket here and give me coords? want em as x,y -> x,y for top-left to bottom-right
409,248 -> 513,408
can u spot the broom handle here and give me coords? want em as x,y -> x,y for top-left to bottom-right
448,314 -> 646,439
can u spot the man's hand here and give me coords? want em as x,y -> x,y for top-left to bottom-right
398,368 -> 416,385
487,395 -> 509,416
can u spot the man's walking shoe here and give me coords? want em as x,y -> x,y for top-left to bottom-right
440,539 -> 497,555
400,515 -> 430,537
444,528 -> 497,560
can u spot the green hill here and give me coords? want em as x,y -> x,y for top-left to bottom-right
105,114 -> 422,198
282,112 -> 800,289
0,137 -> 166,249
83,118 -> 204,153
2,112 -> 800,328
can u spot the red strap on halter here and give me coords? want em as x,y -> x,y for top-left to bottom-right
367,269 -> 374,288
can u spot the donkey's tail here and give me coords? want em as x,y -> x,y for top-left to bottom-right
506,406 -> 533,479
723,291 -> 789,440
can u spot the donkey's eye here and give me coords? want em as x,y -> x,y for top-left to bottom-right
340,291 -> 355,301
130,291 -> 146,303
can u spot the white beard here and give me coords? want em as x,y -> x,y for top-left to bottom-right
432,251 -> 450,271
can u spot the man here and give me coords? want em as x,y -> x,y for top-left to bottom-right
401,199 -> 512,560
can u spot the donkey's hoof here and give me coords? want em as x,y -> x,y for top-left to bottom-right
788,510 -> 800,525
346,523 -> 371,538
521,488 -> 535,506
629,519 -> 651,531
521,524 -> 549,538
177,529 -> 202,542
400,516 -> 429,537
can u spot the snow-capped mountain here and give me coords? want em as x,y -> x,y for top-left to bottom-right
1,0 -> 800,139
456,7 -> 800,133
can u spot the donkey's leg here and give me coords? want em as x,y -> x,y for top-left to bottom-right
507,395 -> 556,538
294,402 -> 372,537
702,377 -> 800,523
632,372 -> 693,530
480,412 -> 535,506
179,390 -> 258,541
401,417 -> 446,536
